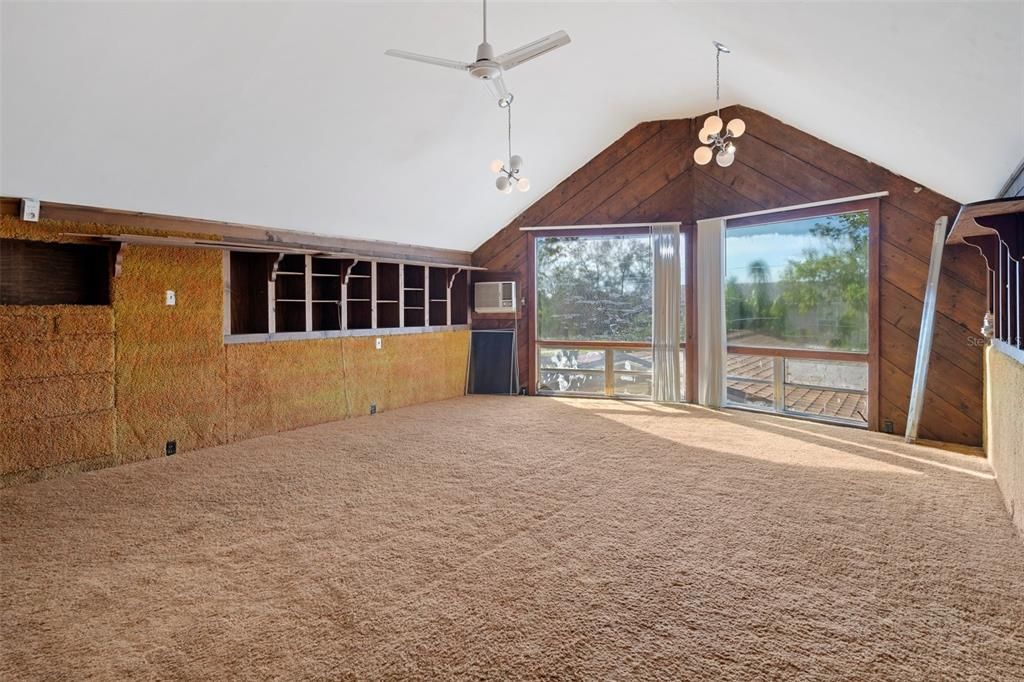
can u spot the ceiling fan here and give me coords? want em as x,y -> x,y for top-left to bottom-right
385,0 -> 570,107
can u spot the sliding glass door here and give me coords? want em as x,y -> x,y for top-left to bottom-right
532,230 -> 688,400
724,203 -> 875,425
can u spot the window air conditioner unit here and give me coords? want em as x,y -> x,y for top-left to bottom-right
474,281 -> 516,314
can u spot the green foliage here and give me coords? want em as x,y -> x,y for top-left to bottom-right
778,212 -> 869,350
536,236 -> 653,342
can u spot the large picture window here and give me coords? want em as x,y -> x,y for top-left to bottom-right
724,204 -> 874,426
725,210 -> 869,352
533,230 -> 688,401
535,233 -> 654,398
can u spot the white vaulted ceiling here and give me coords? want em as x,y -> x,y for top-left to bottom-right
1,1 -> 1022,251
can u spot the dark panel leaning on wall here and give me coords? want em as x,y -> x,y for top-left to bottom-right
472,105 -> 987,445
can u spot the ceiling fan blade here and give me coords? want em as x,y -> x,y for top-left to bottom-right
384,49 -> 471,71
482,72 -> 511,105
494,30 -> 571,70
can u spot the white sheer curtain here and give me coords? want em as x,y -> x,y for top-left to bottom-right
696,218 -> 726,407
651,224 -> 681,402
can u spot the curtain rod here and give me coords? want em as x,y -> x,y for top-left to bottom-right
519,222 -> 681,232
710,192 -> 889,222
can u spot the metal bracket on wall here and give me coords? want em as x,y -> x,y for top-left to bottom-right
342,260 -> 359,287
446,267 -> 464,291
269,253 -> 286,282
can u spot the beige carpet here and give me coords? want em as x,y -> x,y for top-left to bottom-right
2,396 -> 1022,680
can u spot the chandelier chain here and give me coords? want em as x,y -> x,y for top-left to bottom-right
507,100 -> 512,166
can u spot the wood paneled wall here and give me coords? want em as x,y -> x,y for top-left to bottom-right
472,106 -> 986,445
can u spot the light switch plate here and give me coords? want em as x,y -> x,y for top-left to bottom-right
375,337 -> 382,350
165,290 -> 176,306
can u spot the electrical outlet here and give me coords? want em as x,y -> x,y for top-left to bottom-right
165,290 -> 176,306
375,337 -> 382,350
883,420 -> 894,434
165,440 -> 176,456
369,402 -> 377,415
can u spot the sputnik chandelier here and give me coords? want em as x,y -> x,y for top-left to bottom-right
694,41 -> 746,168
490,96 -> 530,193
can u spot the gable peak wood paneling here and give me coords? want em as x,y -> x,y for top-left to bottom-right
473,105 -> 986,446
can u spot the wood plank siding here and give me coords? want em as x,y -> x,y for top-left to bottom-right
472,105 -> 986,445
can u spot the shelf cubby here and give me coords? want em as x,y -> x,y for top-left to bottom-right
427,267 -> 449,326
375,262 -> 401,328
343,259 -> 373,330
403,265 -> 426,327
312,301 -> 342,331
274,254 -> 307,332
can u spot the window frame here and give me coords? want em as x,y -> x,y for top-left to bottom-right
527,225 -> 695,401
724,198 -> 880,429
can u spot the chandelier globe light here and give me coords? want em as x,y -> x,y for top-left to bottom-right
694,41 -> 746,168
490,98 -> 529,193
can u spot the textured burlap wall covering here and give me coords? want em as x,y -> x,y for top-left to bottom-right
986,346 -> 1024,534
113,245 -> 227,460
0,216 -> 470,485
0,306 -> 116,478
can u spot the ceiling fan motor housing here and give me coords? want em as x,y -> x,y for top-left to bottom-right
471,42 -> 502,80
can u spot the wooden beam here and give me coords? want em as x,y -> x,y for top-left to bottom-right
1,196 -> 473,267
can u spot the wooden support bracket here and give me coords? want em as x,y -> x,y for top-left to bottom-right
269,253 -> 286,282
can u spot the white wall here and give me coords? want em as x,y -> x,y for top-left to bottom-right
2,1 -> 1022,250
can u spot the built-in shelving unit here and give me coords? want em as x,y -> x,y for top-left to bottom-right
228,252 -> 474,339
344,259 -> 373,330
311,257 -> 342,331
274,254 -> 307,332
376,262 -> 401,328
403,264 -> 426,328
428,266 -> 449,326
